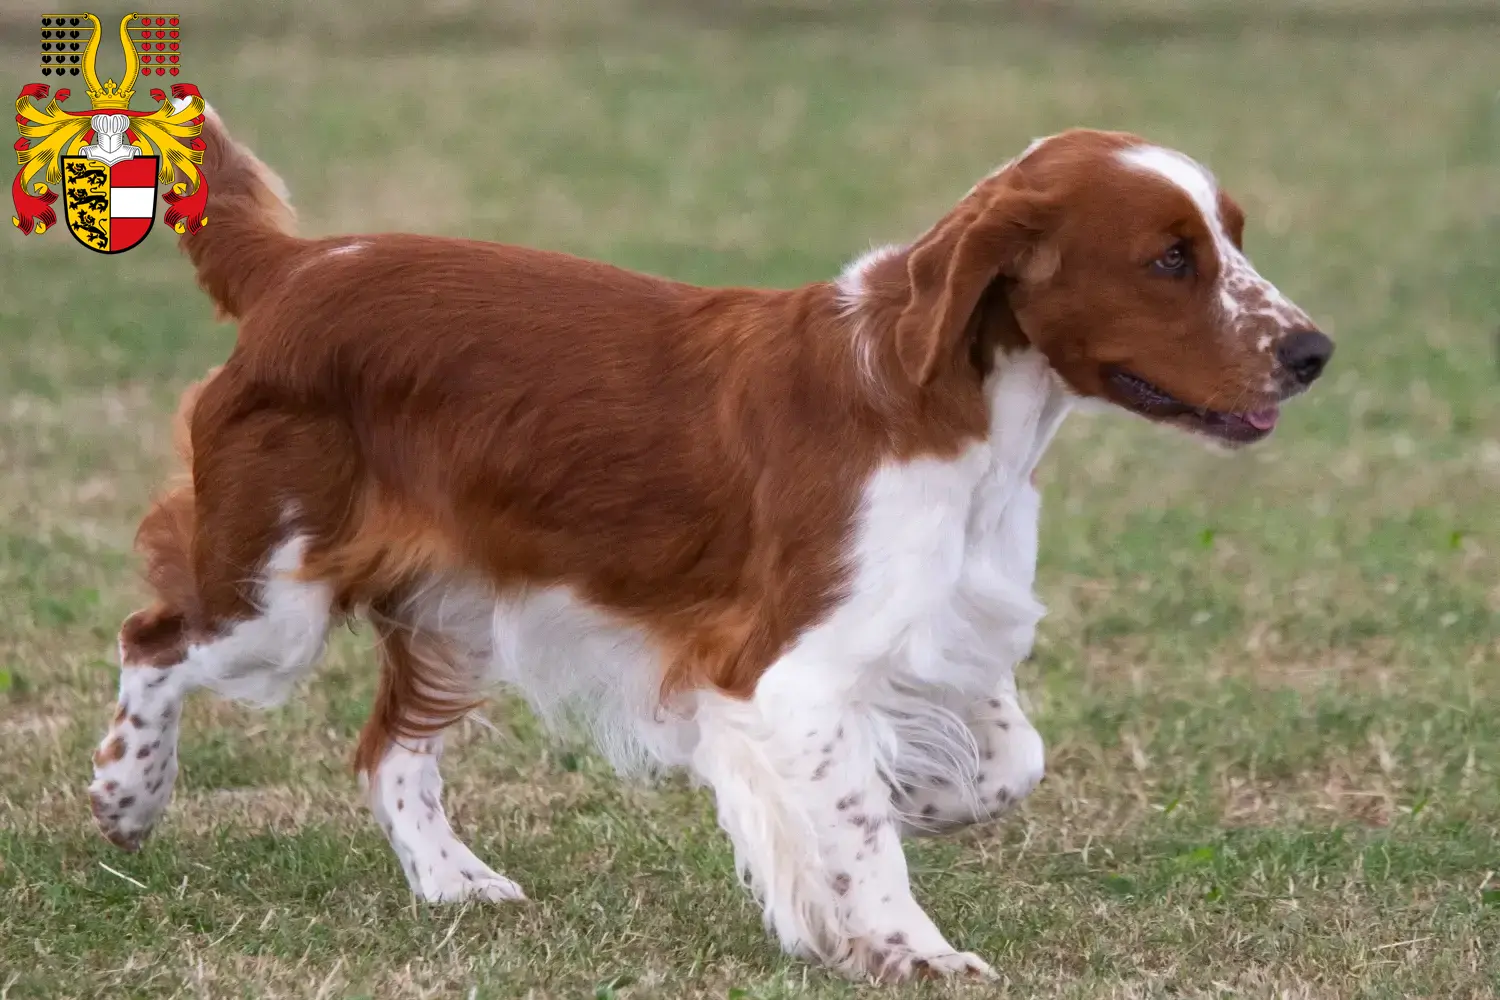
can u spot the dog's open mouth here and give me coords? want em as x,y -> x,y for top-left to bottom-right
1105,368 -> 1280,445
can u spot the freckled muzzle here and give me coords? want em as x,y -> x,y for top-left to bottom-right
1102,312 -> 1333,446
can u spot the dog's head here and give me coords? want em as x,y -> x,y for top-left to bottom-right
896,129 -> 1331,445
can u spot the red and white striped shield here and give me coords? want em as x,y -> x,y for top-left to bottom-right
61,154 -> 160,254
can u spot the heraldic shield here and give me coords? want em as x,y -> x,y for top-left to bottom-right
61,154 -> 160,254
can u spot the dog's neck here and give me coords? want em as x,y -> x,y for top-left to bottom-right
982,348 -> 1073,489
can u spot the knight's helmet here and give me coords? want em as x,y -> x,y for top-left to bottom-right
38,13 -> 184,102
89,113 -> 133,153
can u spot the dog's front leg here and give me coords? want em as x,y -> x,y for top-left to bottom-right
692,679 -> 995,983
895,686 -> 1046,836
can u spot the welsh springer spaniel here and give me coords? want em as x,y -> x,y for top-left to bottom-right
90,107 -> 1331,982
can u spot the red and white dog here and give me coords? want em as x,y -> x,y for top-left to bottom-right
90,108 -> 1330,982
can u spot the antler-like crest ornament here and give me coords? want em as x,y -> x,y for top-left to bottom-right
13,11 -> 210,253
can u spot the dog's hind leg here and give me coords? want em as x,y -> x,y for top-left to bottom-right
360,730 -> 526,904
353,590 -> 525,904
89,531 -> 335,850
89,394 -> 346,851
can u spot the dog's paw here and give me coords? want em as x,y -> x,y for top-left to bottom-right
89,720 -> 179,851
870,946 -> 996,984
410,858 -> 527,904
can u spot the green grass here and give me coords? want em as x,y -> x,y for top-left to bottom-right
2,1 -> 1498,997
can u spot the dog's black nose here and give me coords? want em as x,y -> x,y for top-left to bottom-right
1276,329 -> 1333,386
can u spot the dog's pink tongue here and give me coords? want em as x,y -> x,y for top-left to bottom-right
1246,406 -> 1280,431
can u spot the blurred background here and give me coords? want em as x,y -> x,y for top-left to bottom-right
1,2 -> 1496,997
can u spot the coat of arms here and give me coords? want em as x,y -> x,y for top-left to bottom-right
12,11 -> 210,255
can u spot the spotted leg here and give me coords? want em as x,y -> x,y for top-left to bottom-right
896,687 -> 1045,836
88,629 -> 188,851
89,537 -> 333,851
364,736 -> 525,904
693,677 -> 996,983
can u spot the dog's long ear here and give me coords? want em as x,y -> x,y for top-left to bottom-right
894,185 -> 1052,386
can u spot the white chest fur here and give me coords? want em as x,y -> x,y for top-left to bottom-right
764,349 -> 1070,691
729,349 -> 1071,790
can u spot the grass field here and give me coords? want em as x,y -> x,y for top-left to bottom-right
1,1 -> 1498,997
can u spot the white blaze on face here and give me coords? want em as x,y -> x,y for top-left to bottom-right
1116,145 -> 1311,352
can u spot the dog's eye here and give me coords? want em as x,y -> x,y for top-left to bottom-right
1151,242 -> 1192,277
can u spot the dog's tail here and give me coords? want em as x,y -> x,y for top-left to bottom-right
181,105 -> 302,319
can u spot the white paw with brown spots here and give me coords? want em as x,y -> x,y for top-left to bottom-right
409,853 -> 526,904
88,706 -> 179,851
